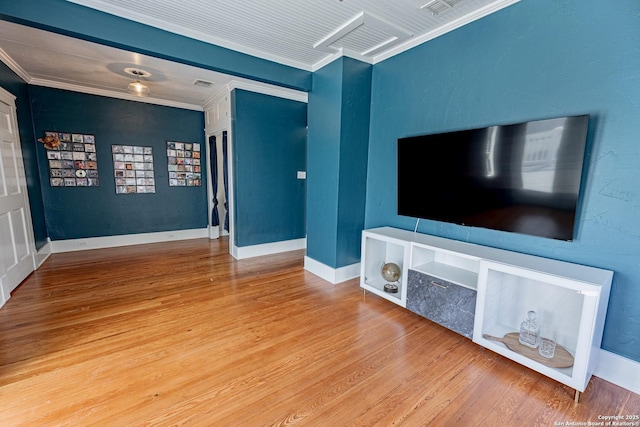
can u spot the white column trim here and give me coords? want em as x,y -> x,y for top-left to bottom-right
304,256 -> 360,284
233,238 -> 306,260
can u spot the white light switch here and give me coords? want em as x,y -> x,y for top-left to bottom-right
297,171 -> 306,179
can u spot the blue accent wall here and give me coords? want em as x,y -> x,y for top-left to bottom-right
231,89 -> 307,247
366,0 -> 640,361
307,57 -> 371,268
0,0 -> 311,92
0,62 -> 48,249
336,58 -> 371,266
30,86 -> 207,240
306,59 -> 342,267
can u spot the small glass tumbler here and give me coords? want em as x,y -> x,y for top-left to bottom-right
539,337 -> 556,359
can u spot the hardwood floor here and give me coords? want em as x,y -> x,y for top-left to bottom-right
0,238 -> 637,426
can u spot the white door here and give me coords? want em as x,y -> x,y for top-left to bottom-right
0,87 -> 36,308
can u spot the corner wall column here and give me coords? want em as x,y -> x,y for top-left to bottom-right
305,57 -> 372,281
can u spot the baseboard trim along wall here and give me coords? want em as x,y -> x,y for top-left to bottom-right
233,238 -> 306,260
35,239 -> 52,267
594,349 -> 640,395
303,256 -> 361,284
50,228 -> 209,253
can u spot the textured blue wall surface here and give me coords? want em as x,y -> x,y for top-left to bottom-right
0,62 -> 48,249
366,0 -> 640,361
336,57 -> 371,267
306,57 -> 371,268
231,89 -> 307,247
0,0 -> 311,92
306,59 -> 343,267
30,86 -> 207,240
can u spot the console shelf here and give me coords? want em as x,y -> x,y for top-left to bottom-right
410,261 -> 477,290
360,227 -> 613,397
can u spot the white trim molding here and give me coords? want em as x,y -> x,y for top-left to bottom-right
0,47 -> 31,83
304,256 -> 360,285
0,86 -> 16,102
209,225 -> 220,240
28,78 -> 204,111
233,238 -> 306,260
35,239 -> 52,268
226,80 -> 308,103
595,349 -> 640,395
50,228 -> 208,253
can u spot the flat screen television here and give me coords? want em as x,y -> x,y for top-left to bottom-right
397,115 -> 590,241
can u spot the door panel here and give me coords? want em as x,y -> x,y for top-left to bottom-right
0,91 -> 35,307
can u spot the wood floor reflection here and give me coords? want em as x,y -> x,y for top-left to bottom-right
0,238 -> 637,426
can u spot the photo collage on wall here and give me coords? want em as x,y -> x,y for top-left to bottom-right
112,145 -> 156,194
167,141 -> 202,187
45,132 -> 99,187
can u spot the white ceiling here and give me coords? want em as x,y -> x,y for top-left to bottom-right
0,0 -> 519,110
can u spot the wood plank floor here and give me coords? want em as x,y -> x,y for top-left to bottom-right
0,238 -> 637,426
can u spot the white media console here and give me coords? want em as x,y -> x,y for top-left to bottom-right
360,227 -> 613,400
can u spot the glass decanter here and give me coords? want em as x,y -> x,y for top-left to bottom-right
519,310 -> 540,348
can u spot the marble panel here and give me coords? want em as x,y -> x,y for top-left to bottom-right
406,269 -> 477,338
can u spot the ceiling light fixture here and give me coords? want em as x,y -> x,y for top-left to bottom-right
125,68 -> 151,97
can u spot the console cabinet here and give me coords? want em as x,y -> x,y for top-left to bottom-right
360,227 -> 612,396
406,270 -> 476,338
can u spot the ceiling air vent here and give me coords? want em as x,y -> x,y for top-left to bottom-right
193,79 -> 214,88
446,0 -> 469,6
421,0 -> 469,15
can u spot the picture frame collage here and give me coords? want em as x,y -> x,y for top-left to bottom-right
167,141 -> 202,187
45,132 -> 99,187
112,145 -> 156,194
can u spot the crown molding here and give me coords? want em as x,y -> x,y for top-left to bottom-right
0,47 -> 32,83
202,88 -> 229,111
203,79 -> 308,110
0,42 -> 202,111
311,51 -> 345,72
29,78 -> 204,111
342,48 -> 374,66
371,0 -> 520,64
226,80 -> 308,103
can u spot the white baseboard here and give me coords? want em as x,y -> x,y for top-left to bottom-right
595,349 -> 640,395
304,256 -> 360,284
0,277 -> 6,308
209,225 -> 220,239
35,239 -> 52,268
233,238 -> 306,259
50,228 -> 209,253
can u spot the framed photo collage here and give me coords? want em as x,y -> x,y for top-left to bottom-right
45,132 -> 99,187
167,141 -> 202,187
112,145 -> 156,194
44,133 -> 202,193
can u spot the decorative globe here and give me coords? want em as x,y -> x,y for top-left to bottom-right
381,262 -> 401,283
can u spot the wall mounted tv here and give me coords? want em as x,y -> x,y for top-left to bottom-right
397,115 -> 590,241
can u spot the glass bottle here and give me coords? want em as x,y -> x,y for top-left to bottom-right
519,310 -> 540,348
